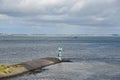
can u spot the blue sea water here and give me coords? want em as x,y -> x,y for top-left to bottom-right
0,35 -> 120,80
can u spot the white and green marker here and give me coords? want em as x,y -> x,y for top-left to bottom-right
58,47 -> 63,61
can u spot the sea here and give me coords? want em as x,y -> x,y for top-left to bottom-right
0,35 -> 120,80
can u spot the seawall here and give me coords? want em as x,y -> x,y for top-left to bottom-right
0,57 -> 61,79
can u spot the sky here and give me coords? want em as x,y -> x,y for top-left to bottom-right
0,0 -> 120,34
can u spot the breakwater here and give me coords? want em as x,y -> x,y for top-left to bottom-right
0,57 -> 61,79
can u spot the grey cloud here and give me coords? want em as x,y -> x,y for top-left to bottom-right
0,0 -> 71,15
0,0 -> 119,28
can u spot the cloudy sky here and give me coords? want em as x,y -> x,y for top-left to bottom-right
0,0 -> 120,34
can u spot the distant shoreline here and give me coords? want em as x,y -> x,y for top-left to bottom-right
0,34 -> 120,37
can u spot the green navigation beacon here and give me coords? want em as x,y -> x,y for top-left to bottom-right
58,47 -> 63,61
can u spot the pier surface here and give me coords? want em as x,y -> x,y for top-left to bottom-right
0,57 -> 61,79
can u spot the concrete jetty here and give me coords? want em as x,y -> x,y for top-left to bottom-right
0,57 -> 61,79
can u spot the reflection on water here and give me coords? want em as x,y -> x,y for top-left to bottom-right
43,61 -> 120,80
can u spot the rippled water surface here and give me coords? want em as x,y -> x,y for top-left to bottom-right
0,36 -> 120,80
